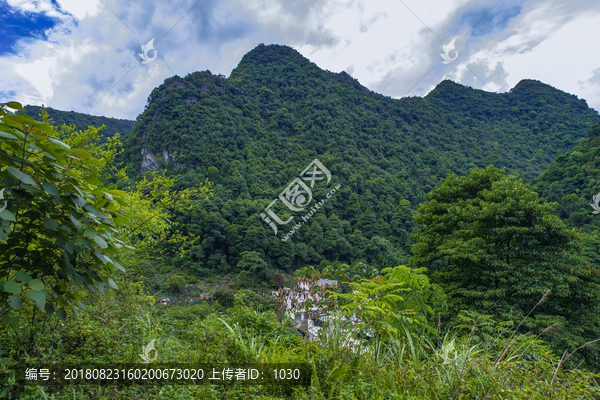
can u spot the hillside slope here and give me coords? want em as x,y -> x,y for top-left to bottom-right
120,43 -> 600,276
532,124 -> 600,267
20,105 -> 134,140
124,44 -> 599,183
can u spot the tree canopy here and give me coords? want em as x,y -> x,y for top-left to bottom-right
0,101 -> 130,327
116,44 -> 600,279
0,102 -> 212,328
410,165 -> 600,369
19,105 -> 134,142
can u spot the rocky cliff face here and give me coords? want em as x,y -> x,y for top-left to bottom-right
140,148 -> 181,173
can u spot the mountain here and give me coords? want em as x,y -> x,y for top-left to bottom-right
124,45 -> 598,182
19,105 -> 134,140
119,44 -> 600,276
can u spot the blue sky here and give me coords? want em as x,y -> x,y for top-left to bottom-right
1,0 -> 599,120
0,1 -> 61,55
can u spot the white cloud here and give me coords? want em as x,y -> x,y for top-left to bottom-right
7,0 -> 65,19
56,0 -> 101,19
6,0 -> 100,19
12,53 -> 57,100
0,0 -> 599,119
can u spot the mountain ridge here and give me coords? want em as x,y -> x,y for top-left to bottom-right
18,105 -> 134,140
109,44 -> 600,279
123,44 -> 599,184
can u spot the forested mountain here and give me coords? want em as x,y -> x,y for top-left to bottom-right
19,105 -> 134,140
120,44 -> 600,279
4,45 -> 600,398
532,123 -> 600,267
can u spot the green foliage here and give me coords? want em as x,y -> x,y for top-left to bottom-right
2,273 -> 599,399
0,104 -> 213,397
120,44 -> 600,280
323,261 -> 379,283
19,105 -> 134,142
166,274 -> 187,293
333,265 -> 443,343
237,250 -> 268,287
213,287 -> 235,308
0,101 -> 129,328
339,282 -> 352,294
411,165 -> 600,370
210,302 -> 224,314
185,302 -> 210,319
236,289 -> 271,311
4,45 -> 600,399
532,122 -> 600,271
115,170 -> 213,267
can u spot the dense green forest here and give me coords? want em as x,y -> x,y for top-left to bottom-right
19,105 -> 134,141
532,123 -> 600,266
2,44 -> 600,399
121,44 -> 600,286
1,103 -> 599,399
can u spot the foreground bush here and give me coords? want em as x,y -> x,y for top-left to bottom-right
1,287 -> 599,399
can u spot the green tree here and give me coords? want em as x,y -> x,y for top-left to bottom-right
306,220 -> 324,253
237,251 -> 267,287
323,261 -> 379,283
116,170 -> 212,270
391,199 -> 414,250
410,165 -> 600,369
356,209 -> 381,239
241,218 -> 269,254
201,211 -> 229,253
345,193 -> 362,224
213,287 -> 235,308
166,274 -> 187,293
581,231 -> 600,266
324,213 -> 349,261
586,122 -> 600,138
269,234 -> 294,271
348,229 -> 368,260
0,102 -> 129,327
333,265 -> 442,343
228,172 -> 249,198
207,166 -> 222,184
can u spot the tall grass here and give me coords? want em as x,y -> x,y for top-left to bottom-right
12,288 -> 599,400
291,292 -> 600,399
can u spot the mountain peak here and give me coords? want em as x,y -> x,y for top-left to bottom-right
510,79 -> 553,92
235,44 -> 311,69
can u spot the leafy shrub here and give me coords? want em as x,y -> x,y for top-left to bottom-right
166,274 -> 187,293
235,271 -> 253,288
210,303 -> 224,314
185,302 -> 210,319
214,288 -> 235,308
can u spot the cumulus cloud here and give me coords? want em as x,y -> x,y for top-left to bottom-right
1,0 -> 260,118
0,0 -> 599,119
359,0 -> 600,110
